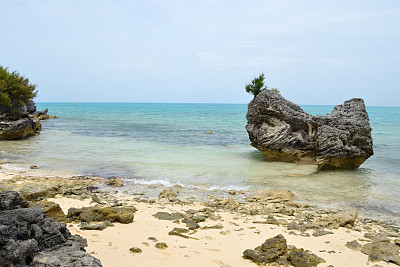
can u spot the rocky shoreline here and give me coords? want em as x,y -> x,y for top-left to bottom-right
0,169 -> 399,266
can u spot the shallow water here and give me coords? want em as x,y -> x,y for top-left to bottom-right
1,103 -> 399,221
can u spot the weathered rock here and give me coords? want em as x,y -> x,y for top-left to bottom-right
0,191 -> 102,266
0,118 -> 42,140
129,247 -> 142,253
243,234 -> 287,264
361,241 -> 400,264
152,211 -> 184,221
182,218 -> 200,230
158,189 -> 177,201
312,228 -> 334,237
68,205 -> 136,224
29,200 -> 65,220
315,211 -> 358,229
346,240 -> 362,250
80,221 -> 114,230
246,90 -> 373,170
287,248 -> 325,267
0,190 -> 29,211
105,178 -> 124,187
155,242 -> 168,249
247,189 -> 294,204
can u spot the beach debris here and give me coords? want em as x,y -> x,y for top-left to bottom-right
345,240 -> 362,251
158,189 -> 177,202
0,191 -> 102,267
67,205 -> 136,224
155,242 -> 168,249
205,131 -> 213,134
153,211 -> 183,221
129,247 -> 142,254
246,89 -> 373,170
105,178 -> 124,187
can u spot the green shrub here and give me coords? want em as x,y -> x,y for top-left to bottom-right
245,73 -> 267,96
0,66 -> 37,114
271,88 -> 280,94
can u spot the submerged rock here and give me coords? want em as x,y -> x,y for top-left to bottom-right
246,90 -> 373,170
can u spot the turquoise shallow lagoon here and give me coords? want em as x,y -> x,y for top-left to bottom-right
1,103 -> 399,221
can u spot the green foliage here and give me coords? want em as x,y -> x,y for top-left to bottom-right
271,88 -> 280,94
245,73 -> 267,96
0,66 -> 37,114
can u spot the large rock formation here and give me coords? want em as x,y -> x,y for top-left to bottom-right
0,191 -> 102,267
0,102 -> 55,140
246,90 -> 373,170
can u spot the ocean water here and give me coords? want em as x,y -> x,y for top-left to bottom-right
1,103 -> 399,221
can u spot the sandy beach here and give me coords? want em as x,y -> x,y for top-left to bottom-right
1,167 -> 399,267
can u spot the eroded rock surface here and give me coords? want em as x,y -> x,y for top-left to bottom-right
246,90 -> 373,170
0,191 -> 102,267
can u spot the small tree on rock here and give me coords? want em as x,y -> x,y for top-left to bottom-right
245,73 -> 267,97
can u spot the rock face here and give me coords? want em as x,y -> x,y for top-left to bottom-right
0,118 -> 42,140
246,90 -> 374,170
0,101 -> 56,140
0,191 -> 102,267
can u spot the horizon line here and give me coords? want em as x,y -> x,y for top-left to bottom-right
35,101 -> 400,108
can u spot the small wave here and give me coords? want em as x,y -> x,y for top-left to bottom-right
1,164 -> 26,171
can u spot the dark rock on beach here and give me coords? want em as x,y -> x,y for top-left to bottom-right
0,191 -> 102,266
243,234 -> 325,266
246,89 -> 373,170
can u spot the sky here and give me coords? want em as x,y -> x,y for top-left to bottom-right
1,0 -> 399,106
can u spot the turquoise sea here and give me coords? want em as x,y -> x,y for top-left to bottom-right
1,103 -> 400,222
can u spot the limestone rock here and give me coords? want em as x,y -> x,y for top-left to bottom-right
314,211 -> 358,229
105,178 -> 124,187
0,118 -> 42,140
246,90 -> 373,170
0,190 -> 29,211
287,248 -> 326,267
0,191 -> 102,266
243,234 -> 287,264
361,241 -> 400,265
67,205 -> 136,224
158,189 -> 177,202
246,189 -> 294,204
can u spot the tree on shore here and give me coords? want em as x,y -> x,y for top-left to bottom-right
0,66 -> 37,114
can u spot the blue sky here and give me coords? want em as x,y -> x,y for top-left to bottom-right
1,0 -> 399,105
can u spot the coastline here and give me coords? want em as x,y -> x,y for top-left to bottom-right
1,167 -> 399,266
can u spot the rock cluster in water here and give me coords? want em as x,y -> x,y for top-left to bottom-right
246,90 -> 374,170
0,191 -> 102,266
0,101 -> 56,140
